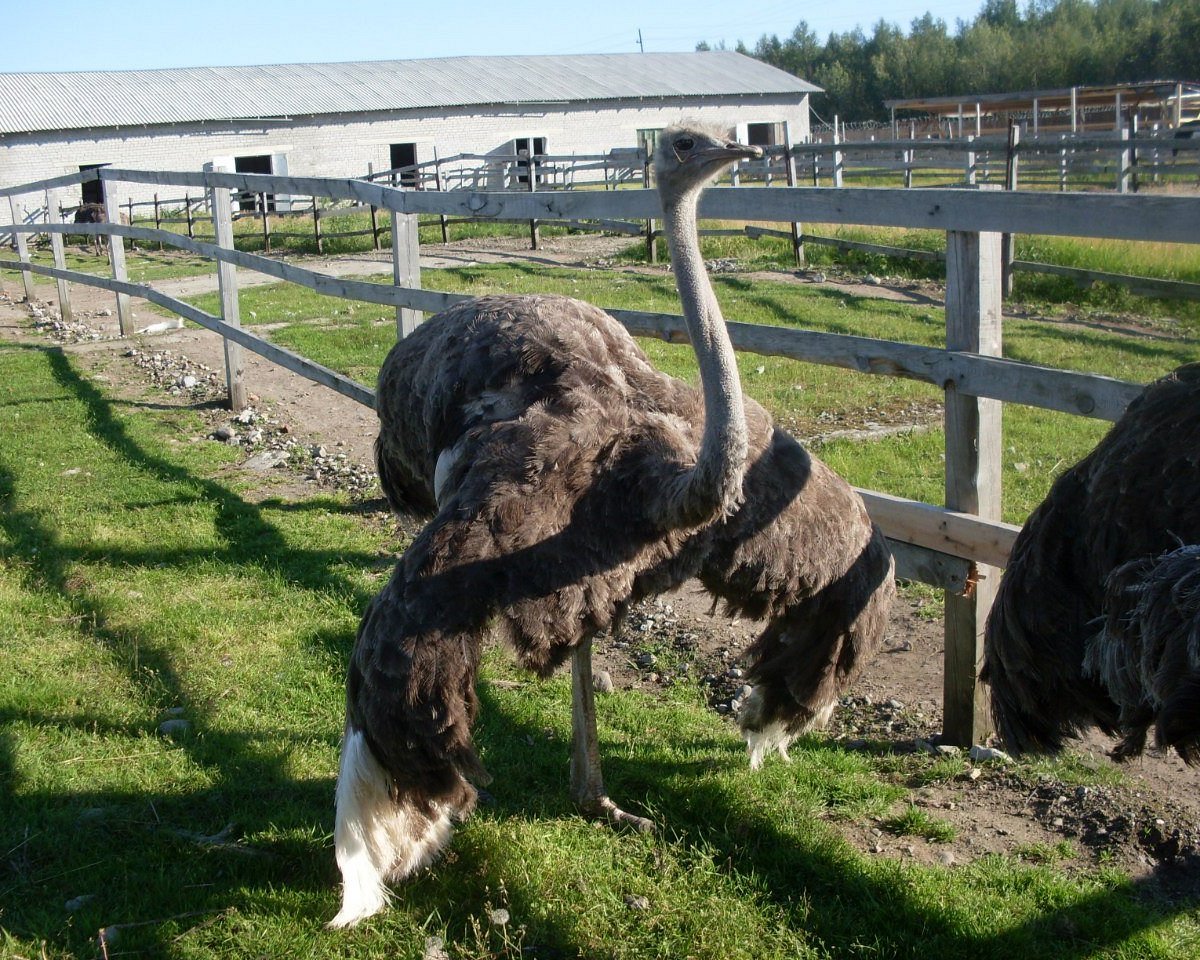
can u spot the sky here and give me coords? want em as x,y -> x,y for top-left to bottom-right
4,0 -> 990,73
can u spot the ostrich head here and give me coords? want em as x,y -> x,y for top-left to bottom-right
653,124 -> 762,202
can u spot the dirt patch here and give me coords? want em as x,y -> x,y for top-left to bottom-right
4,242 -> 1200,897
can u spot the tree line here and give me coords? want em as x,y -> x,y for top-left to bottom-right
701,0 -> 1200,125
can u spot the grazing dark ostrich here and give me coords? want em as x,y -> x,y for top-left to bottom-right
982,362 -> 1200,760
330,123 -> 895,928
73,202 -> 107,255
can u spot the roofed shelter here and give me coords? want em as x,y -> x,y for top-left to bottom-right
0,51 -> 819,220
886,80 -> 1200,139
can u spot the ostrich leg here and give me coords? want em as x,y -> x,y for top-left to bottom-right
569,639 -> 653,831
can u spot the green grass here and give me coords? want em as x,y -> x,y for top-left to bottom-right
882,805 -> 958,843
3,313 -> 1200,956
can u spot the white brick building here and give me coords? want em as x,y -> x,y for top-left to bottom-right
0,51 -> 817,220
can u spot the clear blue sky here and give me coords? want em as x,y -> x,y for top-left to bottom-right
7,0 -> 989,73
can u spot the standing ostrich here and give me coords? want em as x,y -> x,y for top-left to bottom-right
73,202 -> 107,256
982,362 -> 1200,760
331,124 -> 895,928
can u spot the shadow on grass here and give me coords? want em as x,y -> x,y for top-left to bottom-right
2,341 -> 1196,957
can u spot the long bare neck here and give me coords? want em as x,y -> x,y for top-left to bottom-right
653,181 -> 748,528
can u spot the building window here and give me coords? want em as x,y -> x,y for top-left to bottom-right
513,137 -> 547,186
637,128 -> 660,157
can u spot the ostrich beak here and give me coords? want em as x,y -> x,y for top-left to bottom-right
689,139 -> 763,166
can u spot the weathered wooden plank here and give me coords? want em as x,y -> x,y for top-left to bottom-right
942,227 -> 1004,747
45,191 -> 73,323
5,259 -> 376,408
856,488 -> 1019,568
1012,259 -> 1200,301
392,209 -> 422,337
102,190 -> 132,334
208,174 -> 247,411
93,168 -> 1200,242
6,197 -> 35,302
0,168 -> 97,199
886,540 -> 971,593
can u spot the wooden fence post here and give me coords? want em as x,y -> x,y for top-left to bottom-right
432,149 -> 449,243
1117,125 -> 1132,194
782,121 -> 804,267
102,188 -> 132,335
185,194 -> 195,240
312,197 -> 323,254
153,193 -> 164,251
964,135 -> 977,185
391,204 -> 422,338
207,173 -> 248,411
45,191 -> 73,322
833,118 -> 844,188
527,156 -> 540,251
643,154 -> 657,264
942,225 -> 1003,747
1001,123 -> 1020,300
367,164 -> 381,252
258,194 -> 271,253
7,197 -> 36,303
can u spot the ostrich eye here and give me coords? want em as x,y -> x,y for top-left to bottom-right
674,137 -> 695,152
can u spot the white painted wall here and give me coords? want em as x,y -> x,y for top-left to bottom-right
1,95 -> 809,223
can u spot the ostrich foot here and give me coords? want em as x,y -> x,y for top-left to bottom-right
579,794 -> 655,833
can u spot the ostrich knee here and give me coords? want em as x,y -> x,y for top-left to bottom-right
329,726 -> 459,928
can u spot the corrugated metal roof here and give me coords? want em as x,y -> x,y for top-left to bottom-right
0,51 -> 818,135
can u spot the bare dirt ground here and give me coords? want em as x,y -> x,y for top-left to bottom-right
3,236 -> 1199,899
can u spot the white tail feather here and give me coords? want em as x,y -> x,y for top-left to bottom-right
740,692 -> 836,771
329,727 -> 454,928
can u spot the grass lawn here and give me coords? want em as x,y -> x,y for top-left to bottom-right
2,288 -> 1200,956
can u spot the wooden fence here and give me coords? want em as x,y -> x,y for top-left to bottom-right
4,164 -> 1200,747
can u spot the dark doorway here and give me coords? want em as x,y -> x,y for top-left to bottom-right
746,122 -> 780,147
234,154 -> 274,211
389,143 -> 418,187
514,136 -> 547,185
79,164 -> 108,207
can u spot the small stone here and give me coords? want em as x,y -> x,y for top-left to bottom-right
936,744 -> 962,756
213,425 -> 236,442
966,767 -> 982,781
180,375 -> 198,389
423,936 -> 450,960
162,706 -> 186,718
593,670 -> 614,694
158,718 -> 191,737
623,894 -> 650,911
969,745 -> 1013,763
65,894 -> 95,912
937,851 -> 955,867
1052,817 -> 1065,828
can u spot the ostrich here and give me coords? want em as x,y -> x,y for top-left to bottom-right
331,124 -> 895,928
73,202 -> 107,256
982,362 -> 1200,761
